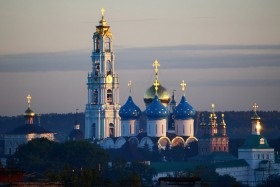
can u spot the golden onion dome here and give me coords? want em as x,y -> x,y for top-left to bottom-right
144,83 -> 171,107
24,107 -> 35,117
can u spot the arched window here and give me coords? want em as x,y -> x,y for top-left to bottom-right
130,124 -> 132,134
107,89 -> 113,104
95,37 -> 100,52
93,89 -> 98,104
106,60 -> 112,75
92,123 -> 96,138
105,37 -> 111,52
109,123 -> 114,137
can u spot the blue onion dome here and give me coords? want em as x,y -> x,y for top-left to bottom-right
146,95 -> 169,120
173,96 -> 196,120
119,96 -> 141,120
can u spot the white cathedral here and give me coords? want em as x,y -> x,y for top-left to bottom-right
84,9 -> 198,150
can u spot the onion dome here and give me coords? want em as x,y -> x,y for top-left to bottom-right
173,96 -> 196,120
146,95 -> 169,120
24,107 -> 35,117
144,84 -> 171,106
119,96 -> 141,120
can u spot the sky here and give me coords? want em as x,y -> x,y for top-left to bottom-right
0,0 -> 280,116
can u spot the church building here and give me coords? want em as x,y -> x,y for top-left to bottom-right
85,8 -> 121,140
84,9 -> 198,150
4,95 -> 55,155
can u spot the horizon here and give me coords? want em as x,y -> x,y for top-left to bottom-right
0,1 -> 279,116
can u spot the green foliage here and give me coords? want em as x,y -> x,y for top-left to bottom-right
257,174 -> 280,187
11,138 -> 109,173
193,166 -> 242,187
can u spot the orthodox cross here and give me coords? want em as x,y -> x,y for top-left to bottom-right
180,80 -> 187,96
153,78 -> 160,95
128,80 -> 132,94
101,8 -> 105,17
153,60 -> 160,80
27,94 -> 32,108
253,103 -> 258,112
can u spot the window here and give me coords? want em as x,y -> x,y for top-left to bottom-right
130,124 -> 132,134
107,89 -> 113,104
260,138 -> 265,145
92,123 -> 96,138
162,124 -> 164,134
95,37 -> 100,52
105,37 -> 111,52
106,60 -> 112,75
109,123 -> 114,137
93,89 -> 98,104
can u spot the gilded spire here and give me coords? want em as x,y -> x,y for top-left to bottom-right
210,103 -> 217,120
251,102 -> 261,120
220,113 -> 226,126
180,80 -> 187,96
27,94 -> 32,108
153,60 -> 160,80
128,80 -> 132,95
152,60 -> 160,95
99,8 -> 107,26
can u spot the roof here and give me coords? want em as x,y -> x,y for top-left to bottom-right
189,152 -> 237,163
239,134 -> 271,149
151,161 -> 198,173
119,96 -> 141,120
6,124 -> 53,135
173,96 -> 196,120
214,159 -> 249,168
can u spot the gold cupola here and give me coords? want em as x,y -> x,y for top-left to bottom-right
143,60 -> 171,107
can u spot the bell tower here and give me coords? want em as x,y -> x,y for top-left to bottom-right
85,8 -> 121,139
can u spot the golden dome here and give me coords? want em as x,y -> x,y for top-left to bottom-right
144,83 -> 171,107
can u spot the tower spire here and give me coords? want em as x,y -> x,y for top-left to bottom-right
128,80 -> 132,95
152,60 -> 160,95
251,103 -> 261,135
27,94 -> 32,108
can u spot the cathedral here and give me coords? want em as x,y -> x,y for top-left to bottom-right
84,9 -> 225,150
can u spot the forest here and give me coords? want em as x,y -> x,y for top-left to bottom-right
0,111 -> 279,141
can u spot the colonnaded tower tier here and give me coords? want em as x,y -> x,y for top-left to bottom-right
85,9 -> 121,139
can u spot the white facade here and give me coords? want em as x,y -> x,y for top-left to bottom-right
175,119 -> 194,137
85,12 -> 121,139
121,120 -> 139,137
238,148 -> 275,169
147,119 -> 167,137
4,133 -> 54,155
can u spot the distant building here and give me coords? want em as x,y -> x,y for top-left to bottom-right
215,104 -> 280,186
68,109 -> 84,141
198,104 -> 229,155
4,95 -> 55,155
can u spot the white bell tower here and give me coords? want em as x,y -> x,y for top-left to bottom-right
85,8 -> 121,139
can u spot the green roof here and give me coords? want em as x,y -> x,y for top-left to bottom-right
214,159 -> 249,168
240,135 -> 271,149
150,162 -> 198,173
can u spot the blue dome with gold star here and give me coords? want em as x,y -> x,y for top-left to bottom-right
119,96 -> 141,120
146,95 -> 169,120
173,96 -> 196,120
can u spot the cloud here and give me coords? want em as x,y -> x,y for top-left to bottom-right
0,44 -> 279,72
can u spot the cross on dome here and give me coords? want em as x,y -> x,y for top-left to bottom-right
153,60 -> 160,74
253,103 -> 258,112
27,94 -> 32,108
180,80 -> 187,95
128,80 -> 132,94
153,79 -> 160,94
101,8 -> 105,17
212,103 -> 215,112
